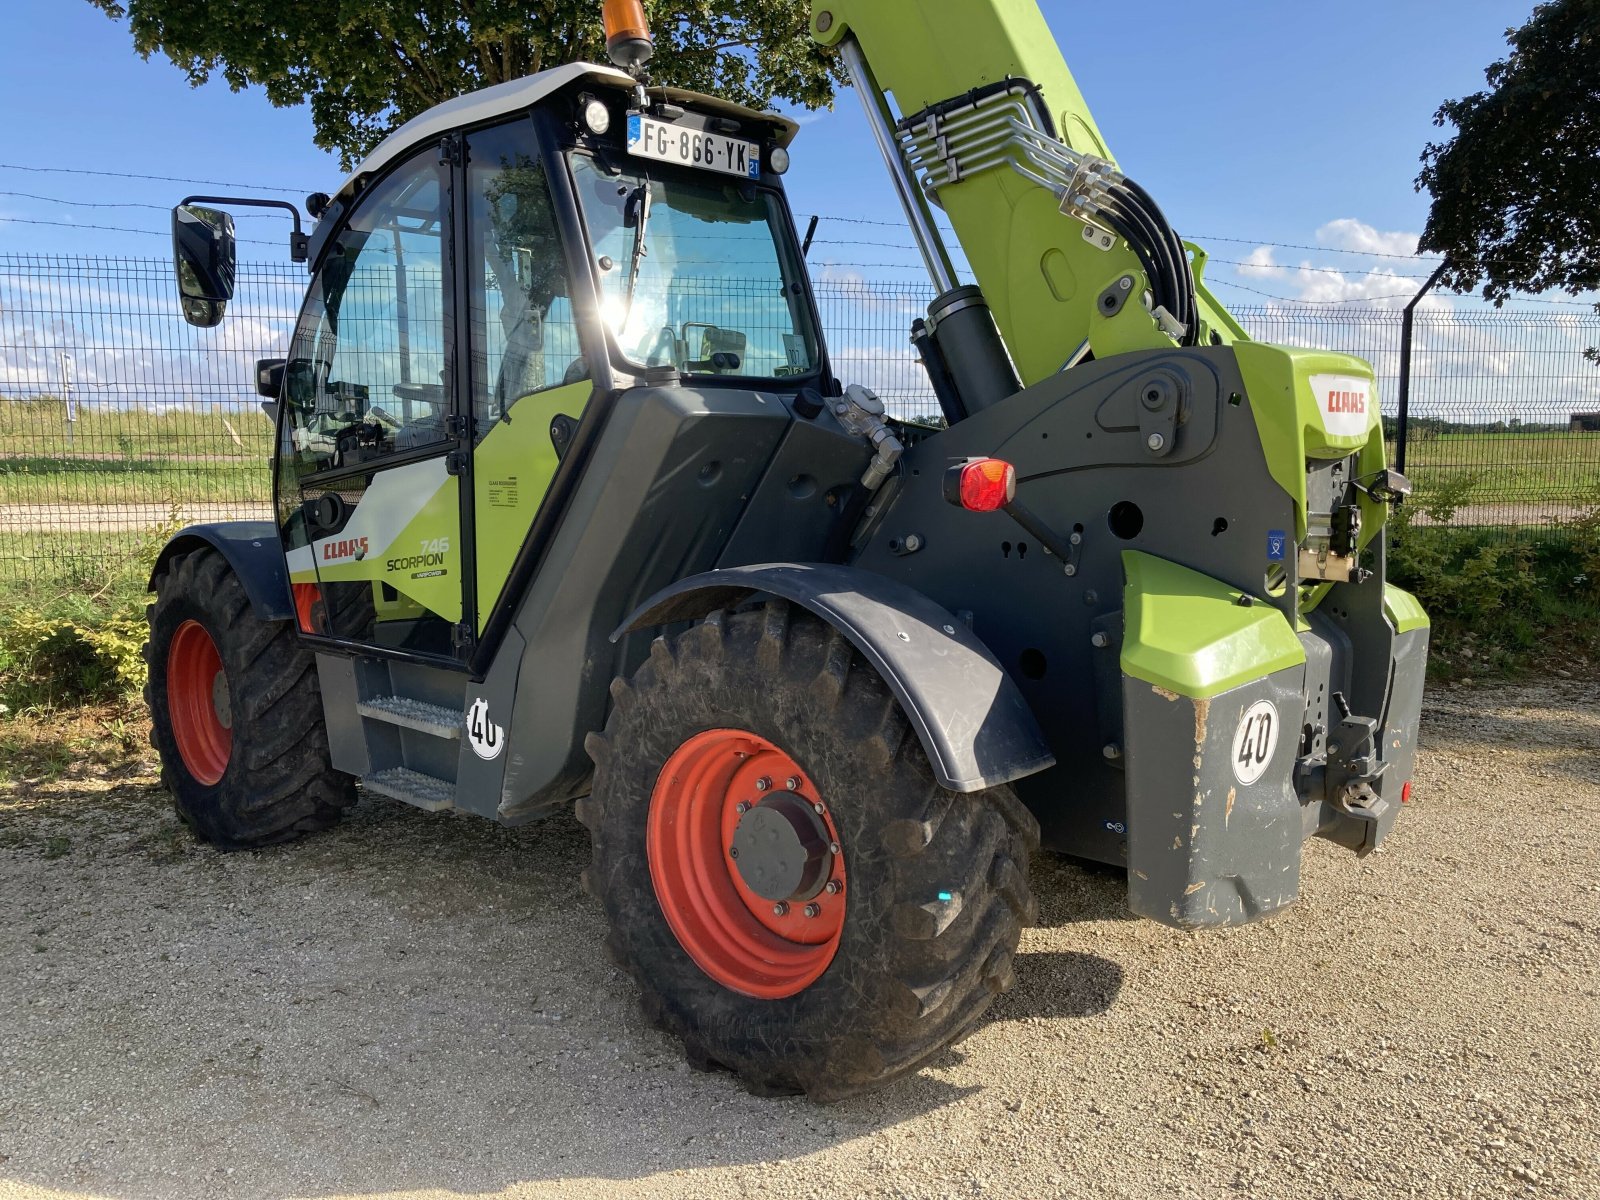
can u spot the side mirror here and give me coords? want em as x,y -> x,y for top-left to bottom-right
172,203 -> 236,328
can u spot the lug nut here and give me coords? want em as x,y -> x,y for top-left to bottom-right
735,800 -> 751,814
825,880 -> 843,895
828,841 -> 841,854
812,802 -> 825,815
804,903 -> 821,918
772,901 -> 789,917
755,777 -> 771,791
787,776 -> 802,791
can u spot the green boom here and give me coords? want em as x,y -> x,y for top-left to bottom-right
811,0 -> 1246,384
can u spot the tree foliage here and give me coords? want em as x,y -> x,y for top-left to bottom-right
89,1 -> 841,169
1417,0 -> 1600,310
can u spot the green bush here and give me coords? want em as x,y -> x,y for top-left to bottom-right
1388,484 -> 1600,676
0,605 -> 147,713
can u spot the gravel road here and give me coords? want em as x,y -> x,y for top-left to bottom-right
1,681 -> 1596,1200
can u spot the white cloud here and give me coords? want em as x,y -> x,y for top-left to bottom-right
1316,218 -> 1419,259
1237,246 -> 1280,278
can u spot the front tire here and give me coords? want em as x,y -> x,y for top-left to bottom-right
144,547 -> 355,848
579,601 -> 1040,1100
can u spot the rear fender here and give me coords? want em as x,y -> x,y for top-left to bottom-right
614,563 -> 1055,792
148,521 -> 292,623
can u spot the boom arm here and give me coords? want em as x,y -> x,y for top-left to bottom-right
812,0 -> 1248,386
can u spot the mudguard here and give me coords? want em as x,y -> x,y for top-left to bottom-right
148,521 -> 293,623
614,562 -> 1056,792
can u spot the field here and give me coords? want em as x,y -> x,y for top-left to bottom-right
1397,430 -> 1600,509
0,399 -> 270,508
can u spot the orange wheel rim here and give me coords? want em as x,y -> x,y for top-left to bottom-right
647,729 -> 846,999
166,619 -> 232,786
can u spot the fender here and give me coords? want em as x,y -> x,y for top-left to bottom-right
148,522 -> 293,623
614,562 -> 1055,792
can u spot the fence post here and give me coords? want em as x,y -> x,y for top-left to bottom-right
1396,260 -> 1450,474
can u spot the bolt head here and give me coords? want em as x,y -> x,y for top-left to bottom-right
828,841 -> 841,855
1102,742 -> 1122,760
772,901 -> 789,917
903,533 -> 922,552
1063,563 -> 1078,577
755,777 -> 771,791
1119,276 -> 1133,291
813,801 -> 825,815
825,879 -> 843,895
735,800 -> 751,814
1069,531 -> 1083,546
942,624 -> 956,635
1091,631 -> 1109,648
1146,432 -> 1166,451
804,903 -> 822,918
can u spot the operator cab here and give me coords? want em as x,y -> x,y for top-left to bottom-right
172,62 -> 829,670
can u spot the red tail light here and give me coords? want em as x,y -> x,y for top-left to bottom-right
952,458 -> 1016,512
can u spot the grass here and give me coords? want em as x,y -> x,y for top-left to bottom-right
0,396 -> 271,506
1396,431 -> 1600,506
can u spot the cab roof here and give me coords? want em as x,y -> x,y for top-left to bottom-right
336,61 -> 800,202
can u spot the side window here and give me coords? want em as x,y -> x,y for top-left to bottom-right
467,121 -> 580,441
281,148 -> 449,478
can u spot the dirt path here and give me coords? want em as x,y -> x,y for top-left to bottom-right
0,682 -> 1596,1200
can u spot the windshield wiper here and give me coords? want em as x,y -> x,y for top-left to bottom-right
623,180 -> 652,322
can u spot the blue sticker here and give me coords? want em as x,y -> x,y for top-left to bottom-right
1266,530 -> 1287,561
937,891 -> 953,902
627,113 -> 641,146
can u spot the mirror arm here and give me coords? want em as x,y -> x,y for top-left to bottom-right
178,194 -> 309,262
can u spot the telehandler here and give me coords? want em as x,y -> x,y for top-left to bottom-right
149,0 -> 1429,1098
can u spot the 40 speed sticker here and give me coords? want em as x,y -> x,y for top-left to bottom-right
466,697 -> 505,761
1231,699 -> 1279,786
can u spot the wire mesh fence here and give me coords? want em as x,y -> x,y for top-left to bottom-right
2,253 -> 1598,592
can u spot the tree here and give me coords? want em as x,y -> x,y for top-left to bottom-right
90,1 -> 841,169
1417,0 -> 1600,314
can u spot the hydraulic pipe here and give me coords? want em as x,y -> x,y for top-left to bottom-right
838,37 -> 959,295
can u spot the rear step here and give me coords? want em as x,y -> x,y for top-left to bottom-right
362,766 -> 456,812
356,695 -> 462,739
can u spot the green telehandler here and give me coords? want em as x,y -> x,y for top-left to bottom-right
147,0 -> 1429,1098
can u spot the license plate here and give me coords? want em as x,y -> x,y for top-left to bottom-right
627,114 -> 760,180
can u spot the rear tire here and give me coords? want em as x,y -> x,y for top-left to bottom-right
579,601 -> 1040,1100
144,547 -> 355,848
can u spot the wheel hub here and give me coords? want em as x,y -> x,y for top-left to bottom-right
646,728 -> 848,999
730,795 -> 834,902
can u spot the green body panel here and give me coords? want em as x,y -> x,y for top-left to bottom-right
1232,341 -> 1388,542
385,477 -> 462,623
1120,550 -> 1306,700
473,381 -> 590,629
1384,584 -> 1430,634
812,0 -> 1243,384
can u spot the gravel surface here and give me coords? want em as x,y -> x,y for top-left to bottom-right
1,681 -> 1596,1200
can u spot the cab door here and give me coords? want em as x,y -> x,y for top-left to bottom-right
275,143 -> 470,663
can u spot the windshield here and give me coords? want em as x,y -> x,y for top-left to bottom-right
570,153 -> 819,380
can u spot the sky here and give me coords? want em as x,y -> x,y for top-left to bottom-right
0,0 -> 1540,301
2,0 -> 1594,424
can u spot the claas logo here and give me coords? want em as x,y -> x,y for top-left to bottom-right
1325,387 -> 1367,414
321,537 -> 368,562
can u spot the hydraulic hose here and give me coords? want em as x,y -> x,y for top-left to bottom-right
1101,189 -> 1185,332
1122,178 -> 1197,344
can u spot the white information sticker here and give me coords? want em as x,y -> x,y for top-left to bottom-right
1231,699 -> 1279,786
466,697 -> 505,761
